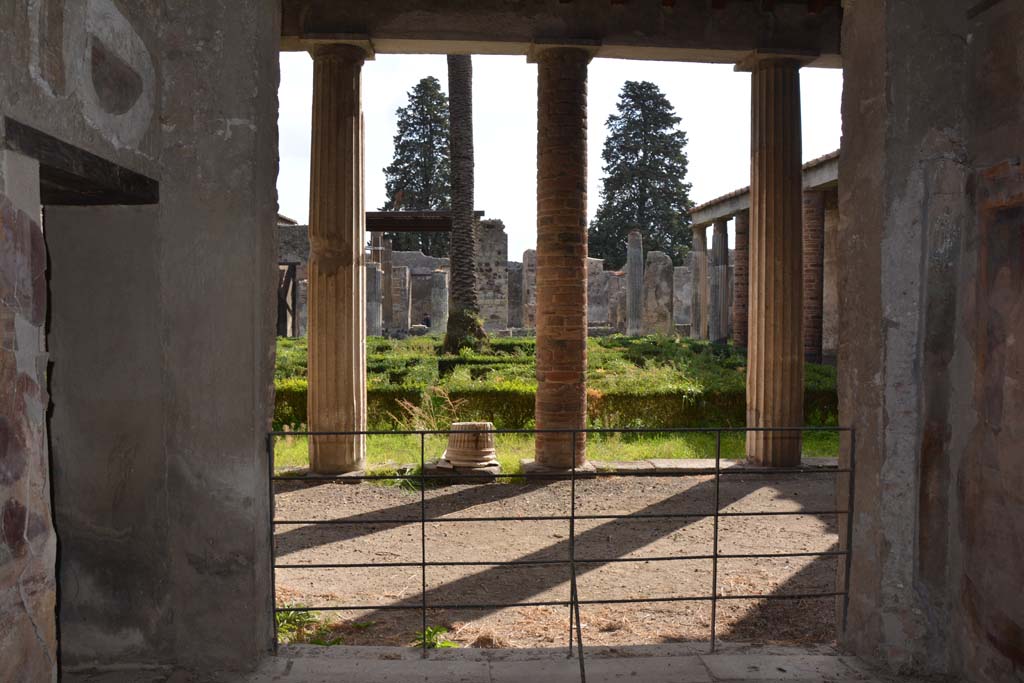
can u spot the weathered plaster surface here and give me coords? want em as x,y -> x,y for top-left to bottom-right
0,153 -> 56,683
840,1 -> 1023,680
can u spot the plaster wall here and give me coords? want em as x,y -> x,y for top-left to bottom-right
1,0 -> 280,674
0,150 -> 56,683
839,1 -> 1023,679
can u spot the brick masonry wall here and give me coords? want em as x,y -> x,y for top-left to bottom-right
476,219 -> 508,331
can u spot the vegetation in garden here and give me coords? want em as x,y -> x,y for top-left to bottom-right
275,335 -> 838,432
272,335 -> 840,473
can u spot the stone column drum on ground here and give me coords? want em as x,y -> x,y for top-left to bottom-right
732,210 -> 749,348
534,47 -> 589,468
430,269 -> 449,334
306,44 -> 368,474
690,225 -> 709,340
625,229 -> 644,336
366,263 -> 382,336
709,219 -> 730,343
642,251 -> 674,335
802,189 -> 825,363
745,57 -> 805,466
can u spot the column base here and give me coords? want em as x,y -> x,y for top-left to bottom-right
745,432 -> 802,468
309,435 -> 367,474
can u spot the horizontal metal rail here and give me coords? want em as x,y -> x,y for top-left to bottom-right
267,425 -> 857,683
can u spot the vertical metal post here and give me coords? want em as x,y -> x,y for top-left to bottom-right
570,430 -> 586,682
710,429 -> 722,652
267,433 -> 278,653
420,431 -> 427,658
842,428 -> 857,632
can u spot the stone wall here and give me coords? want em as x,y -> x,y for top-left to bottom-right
507,261 -> 523,328
476,219 -> 508,331
410,272 -> 433,328
642,251 -> 674,334
673,264 -> 692,326
521,249 -> 537,330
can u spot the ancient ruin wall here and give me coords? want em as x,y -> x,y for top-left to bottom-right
476,219 -> 508,331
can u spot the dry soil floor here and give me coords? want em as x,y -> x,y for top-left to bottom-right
274,466 -> 844,650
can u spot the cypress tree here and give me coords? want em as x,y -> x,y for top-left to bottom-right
589,81 -> 694,269
382,76 -> 451,256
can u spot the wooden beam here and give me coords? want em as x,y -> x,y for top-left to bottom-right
366,210 -> 484,233
2,117 -> 159,205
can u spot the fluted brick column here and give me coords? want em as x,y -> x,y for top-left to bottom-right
626,229 -> 644,336
534,47 -> 589,468
690,225 -> 709,339
746,57 -> 804,466
732,210 -> 749,348
802,190 -> 825,364
307,44 -> 367,474
709,219 -> 730,343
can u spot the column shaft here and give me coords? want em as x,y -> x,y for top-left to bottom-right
366,263 -> 382,337
535,48 -> 589,468
746,59 -> 804,466
710,219 -> 730,343
690,226 -> 709,339
732,210 -> 749,348
802,190 -> 825,363
307,44 -> 367,474
626,230 -> 644,336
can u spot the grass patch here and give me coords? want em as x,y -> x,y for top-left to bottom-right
271,431 -> 840,475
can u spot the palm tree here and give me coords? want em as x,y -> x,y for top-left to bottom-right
442,54 -> 486,353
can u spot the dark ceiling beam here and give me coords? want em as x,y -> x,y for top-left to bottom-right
366,210 -> 485,233
2,117 -> 159,206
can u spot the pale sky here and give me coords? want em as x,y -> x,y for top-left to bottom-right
278,54 -> 842,257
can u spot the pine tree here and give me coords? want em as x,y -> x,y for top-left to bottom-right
382,76 -> 451,256
589,81 -> 694,269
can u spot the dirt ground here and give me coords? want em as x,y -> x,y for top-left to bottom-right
273,469 -> 842,649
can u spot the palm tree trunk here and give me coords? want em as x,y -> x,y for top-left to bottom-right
443,54 -> 486,352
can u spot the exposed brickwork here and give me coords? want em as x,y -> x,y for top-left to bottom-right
690,225 -> 709,339
732,210 -> 749,348
534,48 -> 589,468
802,190 -> 825,363
476,219 -> 509,330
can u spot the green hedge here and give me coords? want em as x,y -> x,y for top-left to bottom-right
276,380 -> 837,431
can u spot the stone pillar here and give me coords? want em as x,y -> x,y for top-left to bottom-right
821,190 -> 839,361
732,210 -> 749,348
642,251 -> 674,335
534,47 -> 589,469
381,237 -> 393,331
430,270 -> 449,334
306,44 -> 367,474
625,229 -> 644,336
522,249 -> 537,330
366,263 -> 382,336
745,57 -> 804,466
476,219 -> 509,331
690,225 -> 709,339
802,189 -> 826,363
709,219 -> 730,343
391,265 -> 411,332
